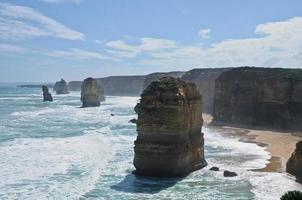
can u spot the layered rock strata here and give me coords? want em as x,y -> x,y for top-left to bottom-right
287,140 -> 302,181
81,77 -> 105,107
134,77 -> 207,177
54,79 -> 69,94
42,85 -> 53,102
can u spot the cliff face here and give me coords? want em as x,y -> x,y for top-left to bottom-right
68,81 -> 82,91
182,68 -> 229,114
54,79 -> 69,94
287,140 -> 302,181
143,71 -> 184,89
42,85 -> 53,102
134,77 -> 207,177
213,67 -> 302,130
97,76 -> 145,96
81,77 -> 105,107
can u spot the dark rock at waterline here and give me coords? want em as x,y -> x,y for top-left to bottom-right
42,85 -> 53,102
129,119 -> 137,124
134,77 -> 207,177
81,77 -> 105,107
287,140 -> 302,181
223,170 -> 238,177
209,167 -> 219,171
54,78 -> 69,94
110,113 -> 114,116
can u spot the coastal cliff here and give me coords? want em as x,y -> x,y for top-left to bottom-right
81,77 -> 105,107
134,77 -> 207,177
68,81 -> 82,91
143,71 -> 184,89
182,68 -> 228,114
213,67 -> 302,130
54,79 -> 69,94
287,140 -> 302,181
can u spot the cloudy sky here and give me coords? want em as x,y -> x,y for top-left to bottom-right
0,0 -> 302,82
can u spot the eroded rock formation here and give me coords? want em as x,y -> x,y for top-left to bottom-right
68,81 -> 82,91
54,79 -> 69,94
81,77 -> 105,107
134,77 -> 207,177
213,67 -> 302,130
42,85 -> 53,102
287,140 -> 302,181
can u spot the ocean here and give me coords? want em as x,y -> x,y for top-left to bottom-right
0,85 -> 301,200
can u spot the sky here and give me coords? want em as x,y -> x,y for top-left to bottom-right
0,0 -> 302,82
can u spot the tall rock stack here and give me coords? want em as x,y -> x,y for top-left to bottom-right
42,85 -> 53,102
287,140 -> 302,181
54,79 -> 69,94
81,77 -> 105,107
134,77 -> 207,177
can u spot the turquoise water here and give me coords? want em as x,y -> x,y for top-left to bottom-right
0,85 -> 301,200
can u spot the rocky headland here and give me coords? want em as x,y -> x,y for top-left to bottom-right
133,77 -> 207,177
81,77 -> 105,107
42,85 -> 53,102
287,140 -> 302,182
142,71 -> 184,89
54,79 -> 69,94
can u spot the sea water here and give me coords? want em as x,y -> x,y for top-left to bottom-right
0,84 -> 301,200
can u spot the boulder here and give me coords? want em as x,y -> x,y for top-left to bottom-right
133,77 -> 207,177
54,78 -> 69,94
81,77 -> 105,107
286,140 -> 302,181
209,167 -> 219,171
129,119 -> 137,124
223,170 -> 238,177
42,85 -> 53,102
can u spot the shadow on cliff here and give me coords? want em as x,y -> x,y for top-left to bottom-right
110,172 -> 183,194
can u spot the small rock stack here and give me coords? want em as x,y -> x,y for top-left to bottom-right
287,140 -> 302,181
42,85 -> 53,102
54,78 -> 69,94
134,77 -> 207,177
81,77 -> 105,107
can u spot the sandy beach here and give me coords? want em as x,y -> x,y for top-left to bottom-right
203,114 -> 301,173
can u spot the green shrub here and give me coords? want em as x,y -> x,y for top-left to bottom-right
281,191 -> 302,200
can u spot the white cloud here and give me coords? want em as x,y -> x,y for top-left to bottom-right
198,28 -> 211,39
105,17 -> 302,69
46,48 -> 117,61
0,43 -> 27,54
40,0 -> 84,4
0,3 -> 84,40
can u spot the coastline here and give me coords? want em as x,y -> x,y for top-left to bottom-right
203,114 -> 301,173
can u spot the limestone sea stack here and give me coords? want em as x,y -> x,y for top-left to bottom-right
81,77 -> 105,107
287,140 -> 302,181
42,85 -> 53,102
134,77 -> 207,177
54,78 -> 69,94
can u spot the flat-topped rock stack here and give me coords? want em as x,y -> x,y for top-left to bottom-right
81,77 -> 105,107
54,78 -> 69,94
134,77 -> 207,177
287,140 -> 302,181
42,85 -> 53,102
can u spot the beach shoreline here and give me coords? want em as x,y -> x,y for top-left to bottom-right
203,114 -> 301,173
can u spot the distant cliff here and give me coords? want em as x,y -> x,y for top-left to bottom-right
213,67 -> 302,130
68,81 -> 82,91
143,71 -> 184,89
182,68 -> 229,114
97,76 -> 145,96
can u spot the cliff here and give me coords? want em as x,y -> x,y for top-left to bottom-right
81,77 -> 105,107
143,71 -> 184,89
97,76 -> 145,96
287,140 -> 302,181
182,68 -> 229,114
54,79 -> 69,94
68,81 -> 82,91
213,67 -> 302,130
134,77 -> 207,177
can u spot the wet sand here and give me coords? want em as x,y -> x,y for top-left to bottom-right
203,114 -> 301,172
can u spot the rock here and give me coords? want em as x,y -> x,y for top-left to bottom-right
129,118 -> 137,124
81,77 -> 105,107
54,78 -> 69,94
68,81 -> 82,91
213,67 -> 302,130
143,71 -> 184,90
223,170 -> 238,177
110,113 -> 114,116
42,85 -> 53,102
286,140 -> 302,181
133,77 -> 207,177
209,167 -> 219,171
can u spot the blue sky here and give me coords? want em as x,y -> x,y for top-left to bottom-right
1,0 -> 302,82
